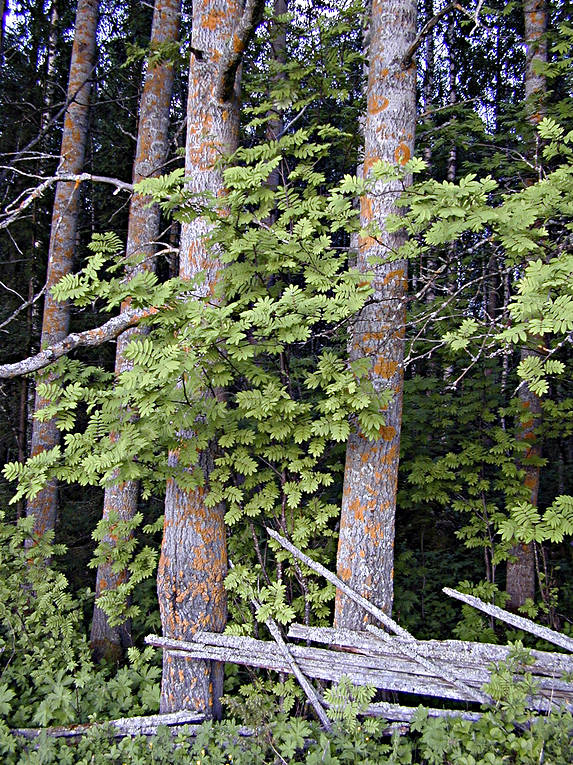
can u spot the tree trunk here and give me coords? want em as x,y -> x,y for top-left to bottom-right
157,0 -> 243,716
25,0 -> 99,542
506,0 -> 547,610
334,0 -> 416,629
90,0 -> 181,663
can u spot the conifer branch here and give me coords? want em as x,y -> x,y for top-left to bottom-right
0,306 -> 158,379
216,0 -> 266,102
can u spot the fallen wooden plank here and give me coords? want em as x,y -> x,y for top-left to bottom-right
444,588 -> 573,654
287,625 -> 573,676
265,527 -> 411,640
265,529 -> 492,706
228,559 -> 331,732
145,635 -> 568,712
11,711 -> 206,741
360,702 -> 482,723
181,631 -> 573,699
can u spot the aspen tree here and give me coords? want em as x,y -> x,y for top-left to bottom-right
157,0 -> 263,716
335,0 -> 416,628
26,0 -> 98,541
506,0 -> 547,610
90,0 -> 181,662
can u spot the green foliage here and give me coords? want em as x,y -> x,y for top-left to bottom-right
0,513 -> 160,752
323,676 -> 379,735
5,658 -> 573,764
3,128 -> 391,634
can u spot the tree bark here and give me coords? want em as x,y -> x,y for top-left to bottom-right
506,0 -> 547,610
90,0 -> 181,663
334,0 -> 416,628
25,0 -> 99,542
157,0 -> 248,716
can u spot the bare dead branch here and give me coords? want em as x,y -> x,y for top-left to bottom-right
402,2 -> 488,68
1,173 -> 134,231
0,306 -> 159,379
0,283 -> 47,332
216,0 -> 266,102
402,2 -> 458,67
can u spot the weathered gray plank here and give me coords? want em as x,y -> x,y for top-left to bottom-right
145,635 -> 570,712
227,558 -> 331,731
151,632 -> 573,698
360,702 -> 482,723
266,529 -> 491,705
287,625 -> 573,676
11,711 -> 206,741
444,588 -> 573,653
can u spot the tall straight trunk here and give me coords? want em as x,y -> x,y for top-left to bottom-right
157,0 -> 243,716
0,0 -> 8,69
506,0 -> 547,610
334,0 -> 416,629
25,0 -> 98,541
90,0 -> 181,663
41,0 -> 59,132
265,0 -> 286,187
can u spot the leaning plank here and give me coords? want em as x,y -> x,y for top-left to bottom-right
228,559 -> 332,732
264,618 -> 331,731
266,528 -> 411,640
366,624 -> 492,706
266,529 -> 491,705
444,588 -> 573,653
12,711 -> 206,741
287,625 -> 573,676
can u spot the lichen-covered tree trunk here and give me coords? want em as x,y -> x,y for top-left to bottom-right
26,0 -> 98,541
334,0 -> 416,629
506,0 -> 547,610
90,0 -> 181,662
157,0 -> 242,716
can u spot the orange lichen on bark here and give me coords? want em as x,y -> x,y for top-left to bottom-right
394,142 -> 411,165
378,425 -> 396,441
373,358 -> 398,378
368,94 -> 389,114
202,8 -> 226,29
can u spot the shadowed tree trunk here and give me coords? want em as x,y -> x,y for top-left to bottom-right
89,0 -> 181,663
334,0 -> 416,629
158,0 -> 263,717
506,0 -> 547,610
26,0 -> 99,542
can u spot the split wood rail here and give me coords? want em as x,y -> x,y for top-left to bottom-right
12,530 -> 573,742
146,529 -> 573,730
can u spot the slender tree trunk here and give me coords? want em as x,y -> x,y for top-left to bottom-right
157,0 -> 243,716
25,0 -> 99,542
506,0 -> 547,610
446,19 -> 456,185
265,0 -> 286,187
41,0 -> 59,133
90,0 -> 181,663
334,0 -> 416,628
0,0 -> 8,69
